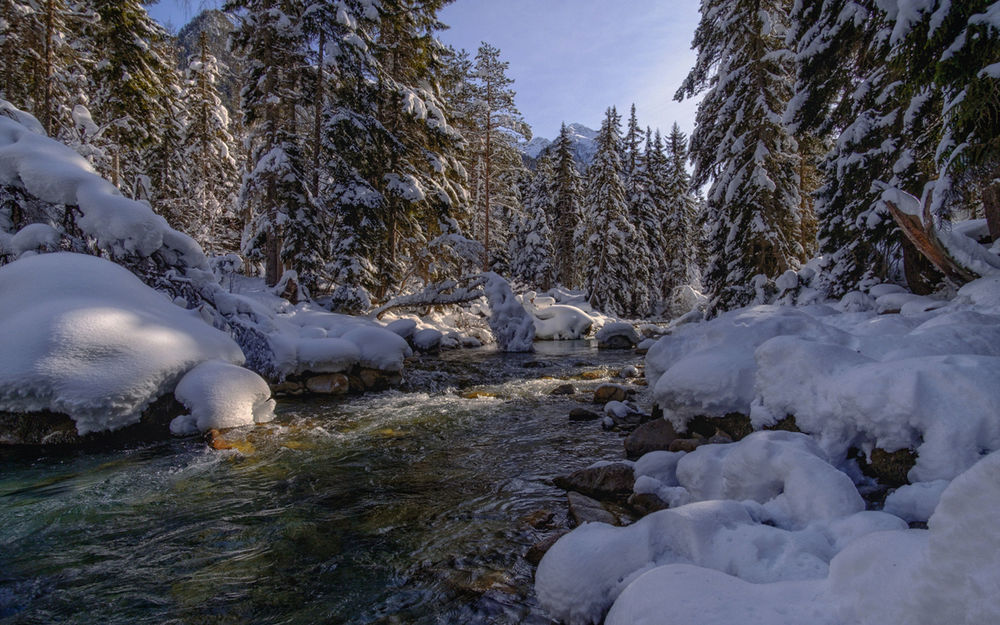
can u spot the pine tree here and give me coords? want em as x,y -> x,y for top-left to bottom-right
227,0 -> 316,288
551,122 -> 584,287
582,107 -> 636,317
466,42 -> 530,269
662,124 -> 700,290
509,202 -> 556,290
0,0 -> 92,139
928,2 -> 1000,237
90,0 -> 178,192
176,30 -> 240,253
677,0 -> 805,311
321,0 -> 470,302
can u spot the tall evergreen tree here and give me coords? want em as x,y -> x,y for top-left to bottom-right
551,122 -> 584,287
662,124 -> 700,290
175,30 -> 240,253
466,42 -> 530,269
90,0 -> 178,192
227,0 -> 315,287
677,0 -> 806,310
581,107 -> 636,316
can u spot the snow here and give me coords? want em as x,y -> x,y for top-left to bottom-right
540,273 -> 1000,625
0,253 -> 250,435
481,272 -> 535,352
523,293 -> 593,340
170,360 -> 275,435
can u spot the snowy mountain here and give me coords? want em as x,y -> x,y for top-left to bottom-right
520,122 -> 599,169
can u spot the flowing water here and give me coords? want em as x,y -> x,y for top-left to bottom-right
0,342 -> 646,624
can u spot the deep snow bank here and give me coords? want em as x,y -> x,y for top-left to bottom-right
646,280 -> 1000,482
0,253 -> 272,435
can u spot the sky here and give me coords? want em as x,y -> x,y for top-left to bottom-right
147,0 -> 702,142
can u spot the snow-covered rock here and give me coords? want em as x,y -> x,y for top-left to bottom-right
595,322 -> 640,349
170,360 -> 275,435
0,253 -> 260,435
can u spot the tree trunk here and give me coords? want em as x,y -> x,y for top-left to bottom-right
886,198 -> 978,285
983,179 -> 1000,242
311,29 -> 324,197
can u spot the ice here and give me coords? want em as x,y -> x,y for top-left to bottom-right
0,253 -> 248,434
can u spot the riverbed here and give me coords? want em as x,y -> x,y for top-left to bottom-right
0,341 -> 646,624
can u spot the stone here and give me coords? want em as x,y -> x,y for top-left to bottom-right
569,408 -> 601,421
668,438 -> 704,453
593,383 -> 628,404
412,328 -> 443,354
359,368 -> 401,390
520,509 -> 556,530
619,365 -> 640,378
271,380 -> 305,395
526,532 -> 567,566
567,491 -> 618,526
549,383 -> 576,396
596,322 -> 641,349
523,360 -> 550,369
764,414 -> 802,433
628,492 -> 669,516
579,370 -> 605,380
0,394 -> 183,446
205,428 -> 255,454
624,418 -> 679,459
686,412 -> 753,440
305,373 -> 350,395
598,335 -> 636,350
554,462 -> 635,500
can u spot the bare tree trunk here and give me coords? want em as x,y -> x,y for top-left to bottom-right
886,198 -> 978,285
983,178 -> 1000,242
42,0 -> 54,134
311,28 -> 324,197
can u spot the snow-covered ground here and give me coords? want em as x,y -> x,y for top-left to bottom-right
0,252 -> 273,435
536,276 -> 1000,625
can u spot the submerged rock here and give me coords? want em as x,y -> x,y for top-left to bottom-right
569,408 -> 601,422
593,384 -> 629,404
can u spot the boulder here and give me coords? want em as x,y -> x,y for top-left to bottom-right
593,383 -> 629,404
569,407 -> 601,421
596,322 -> 640,349
567,491 -> 619,526
624,418 -> 679,459
686,412 -> 753,440
305,373 -> 350,395
627,492 -> 669,516
549,383 -> 576,396
412,328 -> 443,354
520,509 -> 557,530
554,462 -> 635,500
0,394 -> 184,446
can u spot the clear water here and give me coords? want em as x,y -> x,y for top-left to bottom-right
0,342 -> 645,624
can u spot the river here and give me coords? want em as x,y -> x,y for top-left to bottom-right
0,341 -> 646,624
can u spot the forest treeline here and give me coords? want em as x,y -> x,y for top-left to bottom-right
2,0 -> 998,317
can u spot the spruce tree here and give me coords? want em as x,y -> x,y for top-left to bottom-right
227,0 -> 316,288
176,30 -> 240,253
551,122 -> 584,287
582,107 -> 636,316
677,0 -> 806,310
662,124 -> 700,291
89,0 -> 178,193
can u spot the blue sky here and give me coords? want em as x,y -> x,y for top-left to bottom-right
147,0 -> 702,142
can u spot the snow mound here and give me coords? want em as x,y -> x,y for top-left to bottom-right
0,253 -> 248,434
528,301 -> 593,340
170,360 -> 275,435
646,290 -> 1000,481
